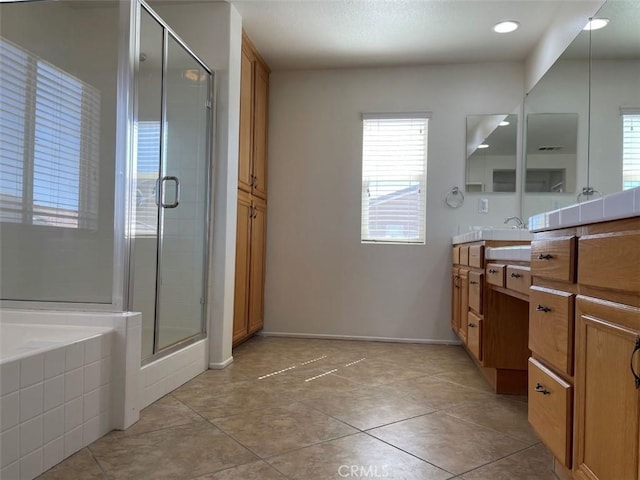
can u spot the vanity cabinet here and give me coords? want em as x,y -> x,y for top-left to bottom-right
528,216 -> 640,479
451,240 -> 530,394
234,33 -> 270,346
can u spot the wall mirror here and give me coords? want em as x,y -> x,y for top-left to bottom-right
466,114 -> 518,193
523,0 -> 640,219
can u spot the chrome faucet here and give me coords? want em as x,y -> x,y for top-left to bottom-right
504,216 -> 526,229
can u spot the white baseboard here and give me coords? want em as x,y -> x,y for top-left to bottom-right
209,356 -> 234,369
259,331 -> 462,346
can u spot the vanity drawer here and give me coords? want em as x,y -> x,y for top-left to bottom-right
528,358 -> 573,469
529,286 -> 575,376
452,246 -> 461,265
459,245 -> 470,266
467,311 -> 482,361
468,244 -> 484,268
531,236 -> 576,283
506,266 -> 531,295
486,263 -> 506,287
468,271 -> 483,313
578,231 -> 640,295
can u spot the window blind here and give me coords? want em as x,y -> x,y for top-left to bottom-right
134,121 -> 161,236
0,37 -> 100,229
622,113 -> 640,190
361,114 -> 429,244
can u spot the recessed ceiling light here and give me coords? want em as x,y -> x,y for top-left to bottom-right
493,21 -> 519,34
583,18 -> 609,31
499,121 -> 510,126
478,144 -> 490,149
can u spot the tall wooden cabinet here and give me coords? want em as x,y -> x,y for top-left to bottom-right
233,33 -> 270,346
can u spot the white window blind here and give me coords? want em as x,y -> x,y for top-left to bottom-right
0,37 -> 100,229
134,121 -> 160,236
361,114 -> 429,244
622,113 -> 640,190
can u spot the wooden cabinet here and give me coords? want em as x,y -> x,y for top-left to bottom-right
234,33 -> 270,346
451,268 -> 469,342
573,288 -> 640,480
233,192 -> 268,344
529,217 -> 640,478
238,33 -> 269,200
467,311 -> 482,361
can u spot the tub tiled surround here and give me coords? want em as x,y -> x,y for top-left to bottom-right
36,337 -> 555,479
0,310 -> 142,480
0,333 -> 113,479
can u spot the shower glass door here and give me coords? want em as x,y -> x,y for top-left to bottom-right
133,5 -> 211,360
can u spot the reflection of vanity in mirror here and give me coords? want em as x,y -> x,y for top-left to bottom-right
522,0 -> 640,220
466,114 -> 517,193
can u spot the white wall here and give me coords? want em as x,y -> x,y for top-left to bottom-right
265,63 -> 524,342
148,2 -> 242,367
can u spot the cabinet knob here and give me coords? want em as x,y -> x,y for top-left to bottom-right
536,305 -> 551,313
510,272 -> 522,278
488,269 -> 498,274
467,323 -> 477,328
537,253 -> 554,260
470,280 -> 479,285
534,383 -> 550,395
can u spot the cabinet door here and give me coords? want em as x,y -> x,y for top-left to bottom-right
468,271 -> 483,314
459,269 -> 469,342
248,196 -> 267,334
238,46 -> 254,194
251,60 -> 269,200
467,311 -> 482,361
233,190 -> 252,343
573,296 -> 640,480
452,268 -> 461,334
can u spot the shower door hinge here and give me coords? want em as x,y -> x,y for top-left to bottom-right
205,99 -> 212,109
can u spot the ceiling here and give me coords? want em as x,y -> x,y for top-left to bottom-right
231,0 -> 573,70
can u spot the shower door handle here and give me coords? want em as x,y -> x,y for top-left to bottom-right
159,176 -> 180,208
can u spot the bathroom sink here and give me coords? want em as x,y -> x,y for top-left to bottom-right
452,227 -> 533,244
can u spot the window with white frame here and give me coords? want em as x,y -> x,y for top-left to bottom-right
361,113 -> 429,244
133,121 -> 161,236
622,110 -> 640,190
0,37 -> 100,229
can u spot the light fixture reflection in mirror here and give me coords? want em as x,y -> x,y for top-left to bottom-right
525,113 -> 578,193
465,114 -> 518,193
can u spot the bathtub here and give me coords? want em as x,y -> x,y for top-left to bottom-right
0,309 -> 142,480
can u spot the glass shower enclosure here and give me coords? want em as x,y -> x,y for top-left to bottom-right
0,0 -> 213,363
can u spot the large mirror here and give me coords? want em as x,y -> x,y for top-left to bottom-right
523,0 -> 640,219
466,114 -> 518,193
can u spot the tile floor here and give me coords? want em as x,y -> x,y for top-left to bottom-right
37,337 -> 556,480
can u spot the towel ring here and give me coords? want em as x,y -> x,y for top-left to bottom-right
445,186 -> 464,209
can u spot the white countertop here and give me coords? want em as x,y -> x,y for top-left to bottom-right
452,228 -> 533,245
486,245 -> 531,262
528,187 -> 640,232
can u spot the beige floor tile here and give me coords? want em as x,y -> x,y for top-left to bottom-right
302,385 -> 435,430
192,460 -> 288,479
268,432 -> 453,479
460,443 -> 555,480
431,368 -> 496,393
212,402 -> 357,458
175,368 -> 251,393
258,368 -> 364,401
368,412 -> 529,475
445,396 -> 539,444
38,449 -> 104,480
388,376 -> 495,411
108,395 -> 204,437
330,357 -> 433,386
172,380 -> 292,420
89,422 -> 256,480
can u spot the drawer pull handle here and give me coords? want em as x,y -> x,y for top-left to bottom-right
510,272 -> 522,278
537,254 -> 554,260
488,269 -> 498,274
468,323 -> 477,328
631,336 -> 640,390
536,305 -> 551,313
535,383 -> 550,395
470,281 -> 479,285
